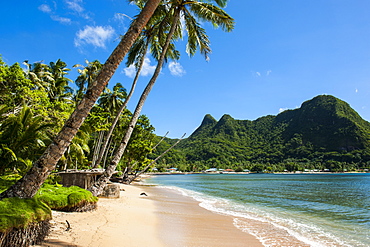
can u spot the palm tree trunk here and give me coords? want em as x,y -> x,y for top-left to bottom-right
92,131 -> 104,167
0,0 -> 161,199
93,43 -> 149,169
89,10 -> 182,197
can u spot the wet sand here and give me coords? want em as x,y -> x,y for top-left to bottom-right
143,185 -> 263,247
36,184 -> 263,247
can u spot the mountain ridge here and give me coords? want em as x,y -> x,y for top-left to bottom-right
152,95 -> 370,172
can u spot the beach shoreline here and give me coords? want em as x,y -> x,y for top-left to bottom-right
36,183 -> 262,247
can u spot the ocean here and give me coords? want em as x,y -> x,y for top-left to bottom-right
145,173 -> 370,247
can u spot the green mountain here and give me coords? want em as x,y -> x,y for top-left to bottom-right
153,95 -> 370,172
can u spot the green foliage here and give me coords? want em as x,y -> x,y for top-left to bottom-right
35,184 -> 98,210
0,174 -> 97,231
153,95 -> 370,172
0,174 -> 22,193
0,57 -> 156,173
0,175 -> 98,212
0,197 -> 51,231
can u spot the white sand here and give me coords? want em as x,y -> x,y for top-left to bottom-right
37,183 -> 263,247
38,184 -> 163,247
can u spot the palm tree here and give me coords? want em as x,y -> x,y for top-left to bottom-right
92,3 -> 180,169
23,61 -> 54,95
98,83 -> 127,116
49,59 -> 73,102
91,83 -> 127,168
0,0 -> 162,199
89,0 -> 234,196
0,105 -> 53,174
73,60 -> 103,102
60,124 -> 91,171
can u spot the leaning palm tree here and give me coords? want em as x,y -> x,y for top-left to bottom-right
91,83 -> 127,168
0,0 -> 162,199
89,0 -> 234,196
92,3 -> 180,169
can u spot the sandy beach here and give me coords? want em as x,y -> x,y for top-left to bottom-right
37,183 -> 262,247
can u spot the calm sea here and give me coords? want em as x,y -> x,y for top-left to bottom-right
146,173 -> 370,247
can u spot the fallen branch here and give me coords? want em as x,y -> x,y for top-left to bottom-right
65,220 -> 71,231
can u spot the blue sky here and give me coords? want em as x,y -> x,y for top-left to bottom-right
1,1 -> 370,138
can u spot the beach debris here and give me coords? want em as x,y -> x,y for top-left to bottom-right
140,192 -> 148,196
66,220 -> 71,231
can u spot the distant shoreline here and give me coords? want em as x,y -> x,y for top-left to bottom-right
147,171 -> 369,175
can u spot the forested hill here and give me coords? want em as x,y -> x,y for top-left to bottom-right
153,95 -> 370,172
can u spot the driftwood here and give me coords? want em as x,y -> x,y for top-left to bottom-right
65,220 -> 71,231
0,220 -> 50,247
127,133 -> 186,184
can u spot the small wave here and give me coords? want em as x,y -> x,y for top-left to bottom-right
155,185 -> 363,247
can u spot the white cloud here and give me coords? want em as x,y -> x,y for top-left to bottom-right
355,88 -> 358,93
38,4 -> 72,24
279,108 -> 288,113
123,65 -> 136,78
65,0 -> 84,12
38,4 -> 52,13
51,15 -> 72,24
267,70 -> 272,76
123,57 -> 156,78
74,25 -> 115,48
168,61 -> 186,77
65,0 -> 90,19
256,72 -> 261,77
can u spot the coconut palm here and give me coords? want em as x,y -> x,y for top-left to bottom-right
0,0 -> 162,199
90,83 -> 127,168
98,83 -> 127,116
0,105 -> 53,174
73,60 -> 103,102
92,3 -> 180,169
60,124 -> 91,171
49,59 -> 73,102
23,61 -> 54,95
89,0 -> 234,196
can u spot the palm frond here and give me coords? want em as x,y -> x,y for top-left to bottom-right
190,2 -> 234,32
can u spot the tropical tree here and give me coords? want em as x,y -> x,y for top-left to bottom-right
92,3 -> 180,169
89,0 -> 234,196
60,124 -> 91,171
23,61 -> 54,94
0,0 -> 162,199
0,105 -> 53,175
73,60 -> 103,102
90,83 -> 127,168
49,59 -> 73,102
98,83 -> 127,116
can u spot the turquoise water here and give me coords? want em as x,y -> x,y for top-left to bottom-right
146,173 -> 370,247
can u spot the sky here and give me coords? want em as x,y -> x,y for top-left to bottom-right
1,0 -> 370,138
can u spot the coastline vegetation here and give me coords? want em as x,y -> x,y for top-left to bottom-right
151,95 -> 370,173
0,0 -> 234,244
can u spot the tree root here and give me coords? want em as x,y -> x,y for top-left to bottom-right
0,220 -> 50,247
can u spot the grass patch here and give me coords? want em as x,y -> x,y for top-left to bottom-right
35,184 -> 98,211
0,174 -> 98,211
0,197 -> 51,231
0,174 -> 98,233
